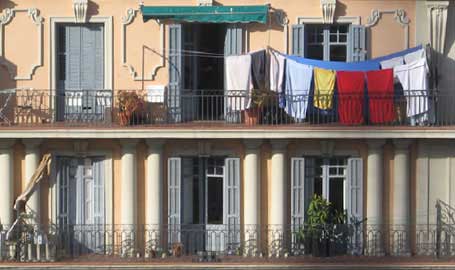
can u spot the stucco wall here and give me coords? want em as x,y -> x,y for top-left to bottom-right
0,0 -> 416,91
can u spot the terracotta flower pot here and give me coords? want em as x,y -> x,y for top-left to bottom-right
244,108 -> 261,125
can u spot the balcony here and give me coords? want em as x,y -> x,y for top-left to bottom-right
0,89 -> 452,129
0,224 -> 452,263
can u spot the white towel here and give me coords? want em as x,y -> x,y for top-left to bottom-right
404,48 -> 425,64
270,50 -> 286,92
380,56 -> 404,69
225,54 -> 252,111
394,58 -> 429,120
284,59 -> 313,121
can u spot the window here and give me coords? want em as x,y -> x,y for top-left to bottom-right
312,157 -> 347,213
307,24 -> 349,62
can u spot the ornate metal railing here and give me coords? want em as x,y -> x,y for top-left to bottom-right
0,88 -> 453,127
0,224 -> 452,262
436,200 -> 455,257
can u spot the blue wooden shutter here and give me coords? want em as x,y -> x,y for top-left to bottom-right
349,25 -> 367,62
292,24 -> 306,57
347,158 -> 363,222
224,25 -> 243,56
168,157 -> 181,244
224,158 -> 240,248
65,26 -> 82,90
168,24 -> 182,123
291,158 -> 305,227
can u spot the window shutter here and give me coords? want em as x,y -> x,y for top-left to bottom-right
168,24 -> 182,123
81,24 -> 104,91
292,24 -> 306,57
291,158 -> 305,226
224,158 -> 241,248
347,158 -> 363,222
65,26 -> 82,90
224,25 -> 243,56
349,25 -> 367,62
168,157 -> 181,244
93,158 -> 105,225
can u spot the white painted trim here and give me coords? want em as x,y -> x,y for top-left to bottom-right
365,9 -> 410,49
121,8 -> 165,81
49,16 -> 113,90
0,8 -> 44,80
4,128 -> 455,139
297,16 -> 361,25
49,150 -> 113,228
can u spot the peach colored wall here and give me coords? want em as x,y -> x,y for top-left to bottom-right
0,0 -> 416,91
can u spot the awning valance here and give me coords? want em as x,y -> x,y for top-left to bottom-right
140,5 -> 269,24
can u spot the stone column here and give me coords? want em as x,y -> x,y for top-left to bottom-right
366,140 -> 385,255
0,140 -> 15,227
243,139 -> 262,255
23,139 -> 42,225
145,139 -> 164,256
392,139 -> 412,256
120,140 -> 138,256
269,140 -> 288,256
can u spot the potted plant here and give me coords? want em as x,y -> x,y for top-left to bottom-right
117,91 -> 145,126
243,89 -> 269,125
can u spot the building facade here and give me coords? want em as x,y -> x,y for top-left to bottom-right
0,0 -> 454,261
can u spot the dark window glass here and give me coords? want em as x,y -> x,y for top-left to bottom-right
207,177 -> 223,224
330,45 -> 347,62
329,177 -> 344,213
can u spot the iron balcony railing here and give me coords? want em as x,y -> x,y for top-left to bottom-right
0,88 -> 452,127
0,224 -> 454,262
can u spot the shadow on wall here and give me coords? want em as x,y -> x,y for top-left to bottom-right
334,1 -> 347,17
0,56 -> 17,89
87,0 -> 99,19
0,0 -> 17,10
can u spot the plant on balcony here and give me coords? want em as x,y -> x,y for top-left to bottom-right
244,89 -> 271,125
302,194 -> 349,257
117,91 -> 145,126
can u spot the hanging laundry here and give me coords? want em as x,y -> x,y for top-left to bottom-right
336,71 -> 365,125
284,59 -> 313,121
250,49 -> 266,90
269,50 -> 286,92
313,67 -> 336,110
225,54 -> 252,112
380,56 -> 404,69
404,48 -> 425,64
366,69 -> 395,124
287,55 -> 380,71
394,58 -> 431,125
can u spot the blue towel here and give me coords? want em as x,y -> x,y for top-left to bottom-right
284,59 -> 313,121
285,45 -> 424,71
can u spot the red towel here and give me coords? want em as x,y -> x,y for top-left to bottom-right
366,69 -> 395,124
337,71 -> 365,125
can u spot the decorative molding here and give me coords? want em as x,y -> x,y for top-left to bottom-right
365,9 -> 410,49
320,0 -> 337,24
426,1 -> 449,55
0,8 -> 44,80
73,0 -> 88,23
297,16 -> 360,25
197,0 -> 213,6
121,8 -> 165,81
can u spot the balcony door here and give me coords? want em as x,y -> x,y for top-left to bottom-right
168,156 -> 240,253
56,156 -> 105,255
168,23 -> 243,122
56,23 -> 107,122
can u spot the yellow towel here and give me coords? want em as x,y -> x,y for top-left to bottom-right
314,67 -> 336,110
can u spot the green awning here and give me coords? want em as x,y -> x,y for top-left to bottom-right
141,5 -> 269,24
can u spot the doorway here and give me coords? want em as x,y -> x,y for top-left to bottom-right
181,24 -> 227,121
181,157 -> 225,252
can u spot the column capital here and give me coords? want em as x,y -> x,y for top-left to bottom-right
119,139 -> 140,151
22,139 -> 43,149
0,139 -> 16,150
270,140 -> 289,151
243,139 -> 263,150
393,139 -> 413,151
367,139 -> 386,150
